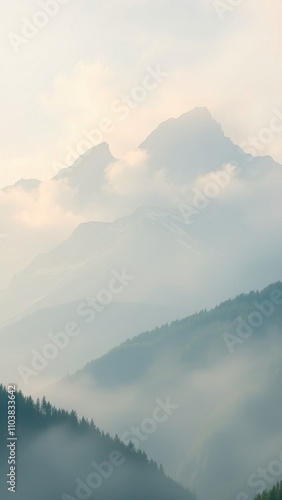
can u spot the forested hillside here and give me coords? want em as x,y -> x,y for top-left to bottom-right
0,385 -> 195,500
71,282 -> 282,387
53,282 -> 282,500
255,483 -> 282,500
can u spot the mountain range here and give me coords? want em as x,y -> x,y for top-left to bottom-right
0,107 -> 281,500
1,107 -> 281,290
49,282 -> 282,500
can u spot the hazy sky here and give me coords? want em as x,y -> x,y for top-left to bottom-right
1,0 -> 282,187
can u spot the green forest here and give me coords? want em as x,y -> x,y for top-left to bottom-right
0,384 -> 195,500
255,483 -> 282,500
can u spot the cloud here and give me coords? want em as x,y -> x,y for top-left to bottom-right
0,179 -> 79,228
36,19 -> 282,177
0,179 -> 89,288
104,150 -> 152,196
41,60 -> 116,119
2,1 -> 282,188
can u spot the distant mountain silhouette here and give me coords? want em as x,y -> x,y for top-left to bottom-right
139,107 -> 279,181
53,142 -> 118,207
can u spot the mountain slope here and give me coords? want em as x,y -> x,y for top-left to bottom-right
0,194 -> 281,330
0,142 -> 117,289
51,282 -> 282,500
68,282 -> 282,386
0,385 -> 195,500
53,141 -> 118,207
0,299 -> 186,389
140,107 -> 280,181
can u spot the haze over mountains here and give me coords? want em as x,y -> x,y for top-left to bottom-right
0,108 -> 281,500
0,108 -> 281,379
1,107 -> 281,289
3,1 -> 282,499
49,282 -> 282,500
0,298 -> 186,390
